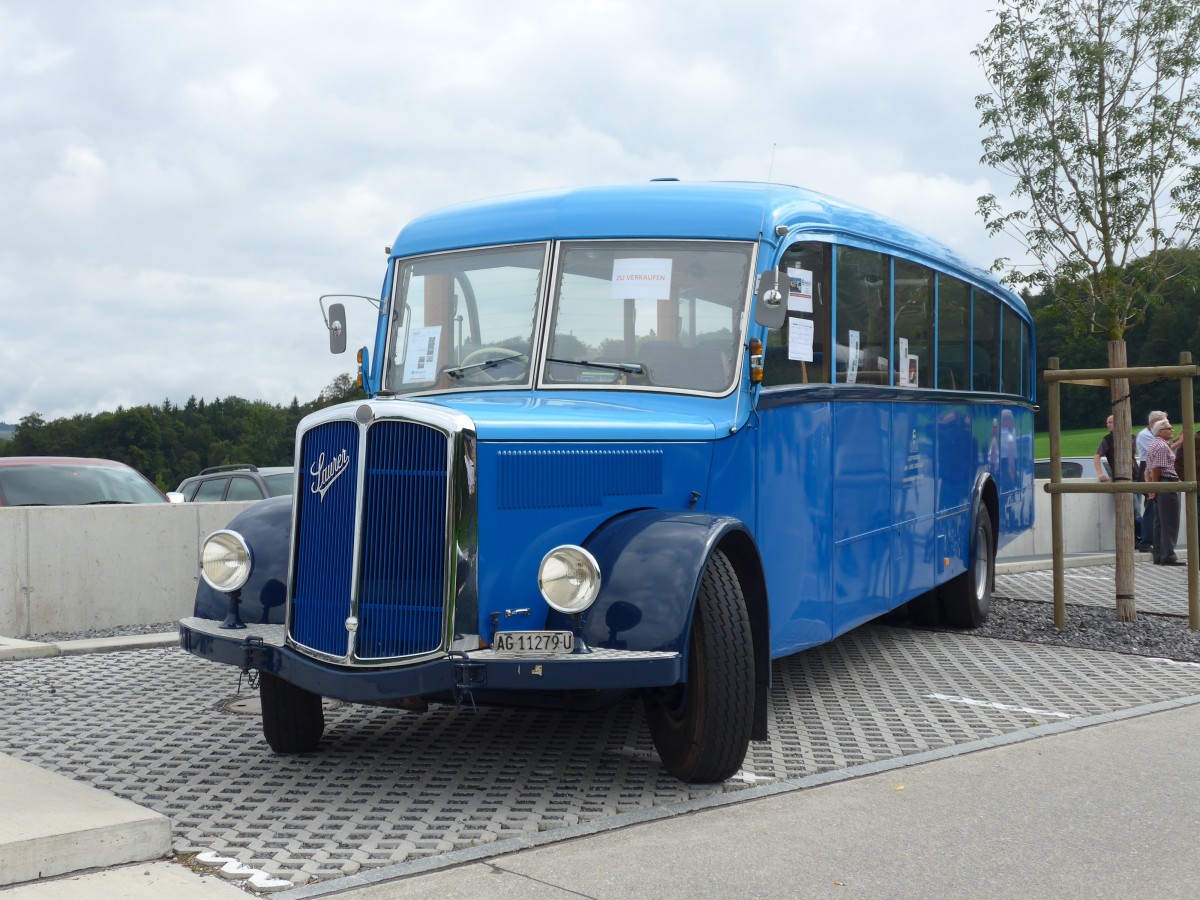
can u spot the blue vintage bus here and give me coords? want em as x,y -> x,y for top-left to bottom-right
181,181 -> 1035,783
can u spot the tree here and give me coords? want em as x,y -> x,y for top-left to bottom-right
316,373 -> 364,408
975,0 -> 1200,621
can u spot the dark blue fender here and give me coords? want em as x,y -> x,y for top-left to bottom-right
193,496 -> 292,623
549,509 -> 771,741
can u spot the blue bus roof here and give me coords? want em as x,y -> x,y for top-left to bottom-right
390,181 -> 1025,315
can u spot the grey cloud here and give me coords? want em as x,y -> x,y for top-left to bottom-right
0,0 -> 1026,424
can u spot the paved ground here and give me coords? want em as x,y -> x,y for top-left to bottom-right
329,700 -> 1200,900
997,557 -> 1197,613
2,558 -> 1199,896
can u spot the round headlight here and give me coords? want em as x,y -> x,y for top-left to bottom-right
538,545 -> 601,615
200,530 -> 253,593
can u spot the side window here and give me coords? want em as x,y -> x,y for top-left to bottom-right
972,291 -> 1001,392
762,241 -> 832,386
1000,304 -> 1023,395
937,276 -> 970,390
894,260 -> 933,388
193,478 -> 227,501
1021,319 -> 1033,400
226,476 -> 265,501
836,247 -> 890,384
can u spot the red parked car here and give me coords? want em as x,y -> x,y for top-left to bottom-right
0,457 -> 168,506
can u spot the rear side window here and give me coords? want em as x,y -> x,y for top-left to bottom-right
226,477 -> 265,501
193,478 -> 228,501
263,473 -> 294,497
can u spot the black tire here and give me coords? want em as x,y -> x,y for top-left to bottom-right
643,550 -> 754,783
259,671 -> 324,753
940,512 -> 995,628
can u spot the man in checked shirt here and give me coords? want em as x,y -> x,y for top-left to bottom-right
1144,417 -> 1183,566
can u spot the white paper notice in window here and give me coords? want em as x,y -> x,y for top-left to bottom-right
612,258 -> 673,300
403,326 -> 442,383
787,267 -> 813,314
787,317 -> 814,361
898,337 -> 910,386
847,330 -> 860,383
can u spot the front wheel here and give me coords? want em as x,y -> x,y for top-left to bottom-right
643,550 -> 754,783
940,513 -> 995,628
259,671 -> 324,753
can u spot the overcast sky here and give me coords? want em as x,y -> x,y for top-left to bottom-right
0,0 -> 1028,425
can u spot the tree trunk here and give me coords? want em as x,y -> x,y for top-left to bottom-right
1109,340 -> 1137,622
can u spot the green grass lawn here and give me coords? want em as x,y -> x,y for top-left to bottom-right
1034,428 -> 1141,457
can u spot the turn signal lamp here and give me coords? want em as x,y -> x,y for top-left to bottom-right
749,338 -> 764,384
356,348 -> 364,388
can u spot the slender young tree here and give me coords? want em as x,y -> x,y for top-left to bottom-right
975,0 -> 1200,621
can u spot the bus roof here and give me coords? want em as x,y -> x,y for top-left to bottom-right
390,181 -> 1024,313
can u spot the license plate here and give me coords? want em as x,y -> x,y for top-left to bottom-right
492,630 -> 574,656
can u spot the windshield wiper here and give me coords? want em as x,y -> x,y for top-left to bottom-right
545,357 -> 644,375
86,500 -> 133,505
443,352 -> 527,378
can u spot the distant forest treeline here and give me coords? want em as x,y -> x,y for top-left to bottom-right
3,251 -> 1199,489
1026,250 -> 1200,432
0,374 -> 363,491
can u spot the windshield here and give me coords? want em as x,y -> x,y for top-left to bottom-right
0,463 -> 165,506
383,244 -> 546,394
544,241 -> 752,393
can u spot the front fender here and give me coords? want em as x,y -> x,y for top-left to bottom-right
557,509 -> 753,654
192,496 -> 292,623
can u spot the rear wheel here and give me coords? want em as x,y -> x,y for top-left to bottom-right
643,550 -> 754,783
259,671 -> 324,753
940,513 -> 994,628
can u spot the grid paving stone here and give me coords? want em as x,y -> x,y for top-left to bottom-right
997,561 -> 1193,614
2,623 -> 1198,888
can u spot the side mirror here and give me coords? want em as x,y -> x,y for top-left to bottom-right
754,269 -> 787,330
320,293 -> 382,355
326,302 -> 347,354
165,491 -> 185,504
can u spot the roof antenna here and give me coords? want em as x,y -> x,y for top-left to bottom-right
758,143 -> 777,242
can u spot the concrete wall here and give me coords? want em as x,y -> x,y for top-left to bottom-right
998,481 -> 1122,558
0,502 -> 254,638
0,486 -> 1123,638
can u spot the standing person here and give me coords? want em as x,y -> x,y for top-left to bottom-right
1137,411 -> 1169,553
1095,413 -> 1146,550
1145,417 -> 1182,566
1135,410 -> 1166,464
1173,427 -> 1200,479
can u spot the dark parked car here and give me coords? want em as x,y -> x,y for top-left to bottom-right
0,457 -> 168,506
174,464 -> 294,502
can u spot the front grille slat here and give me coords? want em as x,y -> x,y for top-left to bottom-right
289,416 -> 450,664
291,422 -> 359,657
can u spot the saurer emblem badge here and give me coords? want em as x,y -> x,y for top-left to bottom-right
310,449 -> 350,501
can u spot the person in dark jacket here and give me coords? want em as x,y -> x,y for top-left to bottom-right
1095,414 -> 1147,550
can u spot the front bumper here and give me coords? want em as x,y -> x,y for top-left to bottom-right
179,617 -> 682,701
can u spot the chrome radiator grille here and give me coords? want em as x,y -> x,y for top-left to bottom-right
289,415 -> 450,663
